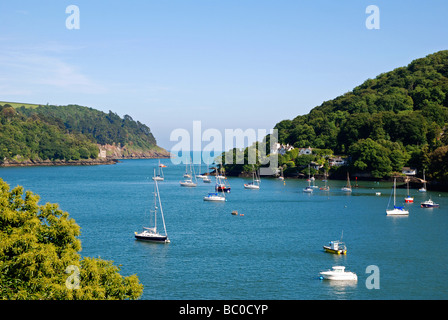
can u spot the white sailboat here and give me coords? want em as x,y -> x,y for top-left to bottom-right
386,178 -> 409,216
244,167 -> 260,189
303,164 -> 313,193
152,160 -> 165,181
278,167 -> 284,180
183,161 -> 191,178
341,172 -> 352,192
135,170 -> 170,243
180,158 -> 197,187
196,162 -> 206,179
203,191 -> 226,202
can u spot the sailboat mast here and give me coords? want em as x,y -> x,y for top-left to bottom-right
153,169 -> 157,230
155,178 -> 167,235
393,178 -> 396,206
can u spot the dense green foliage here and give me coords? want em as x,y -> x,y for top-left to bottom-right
0,179 -> 143,299
0,103 -> 162,163
0,105 -> 99,162
274,50 -> 448,180
17,104 -> 158,150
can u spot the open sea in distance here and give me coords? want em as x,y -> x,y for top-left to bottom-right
1,158 -> 447,300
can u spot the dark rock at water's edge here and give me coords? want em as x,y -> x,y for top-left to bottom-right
0,158 -> 118,167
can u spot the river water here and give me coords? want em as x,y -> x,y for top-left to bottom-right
1,159 -> 447,299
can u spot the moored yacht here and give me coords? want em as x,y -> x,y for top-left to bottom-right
421,199 -> 439,208
319,266 -> 357,281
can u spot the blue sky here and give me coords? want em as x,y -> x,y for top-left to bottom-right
0,1 -> 447,150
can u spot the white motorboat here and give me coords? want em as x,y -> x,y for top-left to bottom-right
319,266 -> 357,281
203,192 -> 226,202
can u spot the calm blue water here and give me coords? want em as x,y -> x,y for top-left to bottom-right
1,159 -> 448,300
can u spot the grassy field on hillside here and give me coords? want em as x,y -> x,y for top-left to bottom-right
0,101 -> 41,109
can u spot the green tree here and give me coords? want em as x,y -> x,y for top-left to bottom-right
0,179 -> 143,299
348,138 -> 393,178
428,146 -> 448,183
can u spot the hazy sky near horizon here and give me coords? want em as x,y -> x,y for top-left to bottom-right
1,1 -> 447,150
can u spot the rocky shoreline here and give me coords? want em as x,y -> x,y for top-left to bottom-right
0,158 -> 119,167
0,143 -> 172,168
0,155 -> 171,168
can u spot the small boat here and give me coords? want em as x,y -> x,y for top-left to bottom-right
323,241 -> 347,255
244,167 -> 261,189
196,162 -> 206,179
231,210 -> 238,215
303,165 -> 314,193
135,170 -> 170,243
215,167 -> 231,192
386,178 -> 409,215
404,179 -> 413,203
320,171 -> 330,191
216,184 -> 231,192
421,199 -> 439,208
303,186 -> 313,193
319,266 -> 357,281
244,182 -> 260,189
375,192 -> 381,196
323,232 -> 347,254
180,158 -> 197,187
152,160 -> 165,181
203,192 -> 226,202
180,179 -> 197,187
202,176 -> 211,183
341,172 -> 352,192
278,166 -> 284,180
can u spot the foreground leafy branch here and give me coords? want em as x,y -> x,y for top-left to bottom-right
0,179 -> 143,300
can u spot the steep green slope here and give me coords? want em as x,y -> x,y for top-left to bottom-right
0,103 -> 169,166
17,104 -> 160,151
274,50 -> 448,181
0,105 -> 99,163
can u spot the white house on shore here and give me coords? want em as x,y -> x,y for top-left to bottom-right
298,147 -> 313,155
402,167 -> 417,176
329,156 -> 347,167
270,143 -> 295,155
